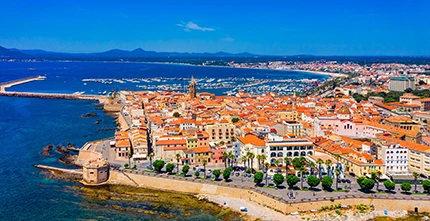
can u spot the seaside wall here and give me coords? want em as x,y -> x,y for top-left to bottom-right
104,104 -> 123,112
108,170 -> 430,214
116,113 -> 129,131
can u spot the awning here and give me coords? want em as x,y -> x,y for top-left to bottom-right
133,153 -> 147,159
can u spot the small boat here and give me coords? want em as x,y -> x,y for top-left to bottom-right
290,212 -> 299,216
240,207 -> 248,212
83,83 -> 87,86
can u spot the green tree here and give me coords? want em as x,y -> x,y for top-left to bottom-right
182,165 -> 190,176
293,157 -> 306,170
322,176 -> 333,190
254,172 -> 264,185
124,163 -> 129,169
273,174 -> 284,187
194,171 -> 200,178
231,117 -> 240,123
152,160 -> 166,173
412,172 -> 420,193
405,88 -> 413,93
383,180 -> 396,193
371,171 -> 382,190
213,169 -> 221,180
228,152 -> 235,168
166,163 -> 175,174
307,175 -> 320,190
419,80 -> 426,85
359,178 -> 375,191
357,176 -> 366,186
286,175 -> 299,189
223,168 -> 231,181
422,180 -> 430,193
173,112 -> 180,117
401,182 -> 411,193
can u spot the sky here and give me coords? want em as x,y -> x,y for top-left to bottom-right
0,0 -> 429,56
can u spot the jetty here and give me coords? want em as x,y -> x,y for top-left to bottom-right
0,76 -> 107,102
34,164 -> 82,175
0,75 -> 45,92
0,91 -> 104,101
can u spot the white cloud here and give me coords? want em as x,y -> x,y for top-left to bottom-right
177,21 -> 215,32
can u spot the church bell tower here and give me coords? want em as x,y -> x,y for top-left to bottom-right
189,76 -> 196,98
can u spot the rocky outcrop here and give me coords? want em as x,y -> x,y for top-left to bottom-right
81,112 -> 98,118
95,119 -> 102,124
40,144 -> 54,156
59,153 -> 77,165
56,145 -> 68,154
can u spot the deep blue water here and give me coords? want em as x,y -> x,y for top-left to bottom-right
0,62 -> 328,220
0,61 -> 328,95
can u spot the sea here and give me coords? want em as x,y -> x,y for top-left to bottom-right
0,61 -> 328,220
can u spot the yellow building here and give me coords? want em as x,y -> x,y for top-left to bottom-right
207,119 -> 236,144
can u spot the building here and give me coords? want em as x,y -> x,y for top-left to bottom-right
207,120 -> 236,144
82,159 -> 110,185
389,76 -> 415,92
266,133 -> 314,166
237,133 -> 266,167
189,76 -> 196,98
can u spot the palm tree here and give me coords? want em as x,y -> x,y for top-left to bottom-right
246,152 -> 252,168
300,168 -> 305,189
242,155 -> 248,170
413,172 -> 420,193
325,159 -> 333,178
228,152 -> 235,167
148,153 -> 154,169
128,152 -> 133,168
316,158 -> 324,179
202,159 -> 207,179
284,157 -> 291,176
308,161 -> 315,176
274,159 -> 281,169
222,152 -> 228,169
264,162 -> 270,186
260,154 -> 267,171
175,153 -> 181,175
249,152 -> 255,170
256,154 -> 262,170
335,167 -> 341,190
376,170 -> 382,191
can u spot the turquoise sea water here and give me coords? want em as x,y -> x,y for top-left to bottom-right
0,62 -> 328,220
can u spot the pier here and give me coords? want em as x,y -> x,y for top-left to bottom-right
0,75 -> 46,92
34,164 -> 83,175
0,76 -> 107,101
0,91 -> 104,101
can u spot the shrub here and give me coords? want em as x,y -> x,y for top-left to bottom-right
383,180 -> 395,192
124,163 -> 129,168
254,172 -> 264,185
182,165 -> 190,176
213,169 -> 221,180
286,175 -> 299,188
307,175 -> 320,189
166,163 -> 175,174
223,168 -> 231,181
401,182 -> 411,192
357,176 -> 365,185
132,164 -> 137,170
194,171 -> 200,178
330,197 -> 335,202
152,160 -> 166,173
273,174 -> 284,187
423,180 -> 430,193
322,176 -> 333,190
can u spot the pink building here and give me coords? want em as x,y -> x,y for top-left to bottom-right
211,146 -> 226,164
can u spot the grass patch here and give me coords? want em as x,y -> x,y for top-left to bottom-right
143,170 -> 155,173
263,186 -> 276,189
333,189 -> 347,192
376,191 -> 387,194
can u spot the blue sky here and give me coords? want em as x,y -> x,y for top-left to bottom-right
0,0 -> 429,56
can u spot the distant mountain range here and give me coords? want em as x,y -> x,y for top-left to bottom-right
1,46 -> 259,59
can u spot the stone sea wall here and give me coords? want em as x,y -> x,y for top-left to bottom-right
107,170 -> 430,214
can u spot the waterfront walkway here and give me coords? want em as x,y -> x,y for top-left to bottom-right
115,168 -> 430,204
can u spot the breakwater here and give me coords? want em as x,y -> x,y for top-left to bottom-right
0,75 -> 45,92
0,91 -> 104,101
